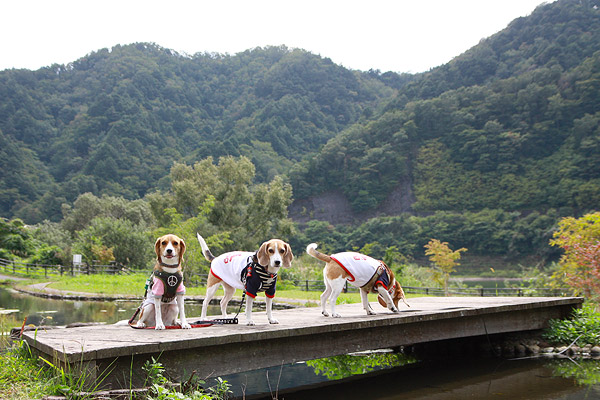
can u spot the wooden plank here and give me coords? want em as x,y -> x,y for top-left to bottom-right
22,296 -> 582,389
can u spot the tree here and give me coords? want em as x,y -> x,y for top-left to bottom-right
148,156 -> 295,254
550,212 -> 600,300
424,239 -> 467,296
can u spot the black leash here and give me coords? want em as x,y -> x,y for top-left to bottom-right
191,291 -> 246,325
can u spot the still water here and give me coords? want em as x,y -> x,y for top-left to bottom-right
1,286 -> 599,399
242,356 -> 600,400
0,286 -> 223,326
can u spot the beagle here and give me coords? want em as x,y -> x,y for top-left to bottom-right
306,243 -> 408,317
136,234 -> 191,330
197,233 -> 293,325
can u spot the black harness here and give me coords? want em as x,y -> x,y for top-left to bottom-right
152,269 -> 183,303
241,253 -> 278,297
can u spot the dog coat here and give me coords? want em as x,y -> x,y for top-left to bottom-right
330,252 -> 390,290
210,251 -> 278,298
142,271 -> 186,307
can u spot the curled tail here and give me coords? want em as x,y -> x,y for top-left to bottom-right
196,233 -> 215,262
306,243 -> 331,263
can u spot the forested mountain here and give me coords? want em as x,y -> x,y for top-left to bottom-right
291,0 -> 600,218
0,45 -> 397,223
1,0 -> 599,234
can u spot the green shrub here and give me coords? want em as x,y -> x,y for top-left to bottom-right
543,303 -> 600,346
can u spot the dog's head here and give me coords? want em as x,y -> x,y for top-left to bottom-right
155,234 -> 186,268
377,280 -> 406,309
256,239 -> 293,273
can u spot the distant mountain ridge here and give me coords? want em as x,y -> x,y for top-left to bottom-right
0,45 -> 397,222
1,0 -> 599,225
290,0 -> 600,223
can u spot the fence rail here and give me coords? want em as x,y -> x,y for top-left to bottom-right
278,278 -> 575,298
0,258 -> 128,278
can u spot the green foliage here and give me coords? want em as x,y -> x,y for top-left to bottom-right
0,340 -> 55,399
306,352 -> 416,381
549,212 -> 600,299
550,358 -> 600,386
143,358 -> 232,400
0,44 -> 392,223
424,239 -> 467,296
543,303 -> 600,346
73,216 -> 151,268
0,218 -> 33,258
149,156 -> 296,274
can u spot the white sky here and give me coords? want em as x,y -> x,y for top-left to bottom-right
1,0 -> 553,74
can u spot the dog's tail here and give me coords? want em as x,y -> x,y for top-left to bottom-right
306,243 -> 331,263
196,233 -> 215,262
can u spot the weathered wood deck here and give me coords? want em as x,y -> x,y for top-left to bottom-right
22,296 -> 582,389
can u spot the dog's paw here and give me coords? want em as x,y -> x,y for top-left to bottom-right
332,313 -> 342,318
155,323 -> 166,330
390,307 -> 399,313
269,318 -> 279,324
246,320 -> 256,326
136,321 -> 147,328
181,322 -> 192,329
322,311 -> 330,317
367,310 -> 376,315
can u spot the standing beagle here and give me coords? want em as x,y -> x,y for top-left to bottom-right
136,234 -> 191,330
307,243 -> 408,317
197,233 -> 293,325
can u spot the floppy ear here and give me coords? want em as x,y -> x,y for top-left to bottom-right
179,238 -> 186,257
257,241 -> 269,266
282,243 -> 294,268
155,237 -> 163,261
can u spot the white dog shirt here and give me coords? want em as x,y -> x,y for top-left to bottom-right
330,252 -> 384,288
210,251 -> 255,290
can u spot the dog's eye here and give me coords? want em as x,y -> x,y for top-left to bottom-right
173,242 -> 179,247
162,241 -> 167,246
268,248 -> 274,254
279,248 -> 285,254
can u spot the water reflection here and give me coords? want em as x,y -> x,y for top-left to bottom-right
254,357 -> 600,400
0,286 -> 225,327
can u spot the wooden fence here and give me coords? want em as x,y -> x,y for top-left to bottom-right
0,258 -> 128,278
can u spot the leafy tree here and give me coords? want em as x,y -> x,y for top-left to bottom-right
0,218 -> 33,258
148,156 -> 295,256
550,212 -> 600,300
73,217 -> 151,268
424,239 -> 467,296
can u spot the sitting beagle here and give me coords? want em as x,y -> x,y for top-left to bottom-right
136,234 -> 191,330
197,233 -> 293,325
306,243 -> 408,317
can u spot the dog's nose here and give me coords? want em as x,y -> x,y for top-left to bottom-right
166,248 -> 173,254
274,260 -> 281,266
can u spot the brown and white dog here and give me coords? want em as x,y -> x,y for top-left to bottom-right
197,233 -> 293,325
136,234 -> 191,330
306,243 -> 408,317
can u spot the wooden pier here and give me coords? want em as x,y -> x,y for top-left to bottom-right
22,296 -> 582,389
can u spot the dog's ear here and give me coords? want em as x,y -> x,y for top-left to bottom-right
179,237 -> 186,258
155,236 -> 163,261
257,241 -> 269,266
282,243 -> 294,268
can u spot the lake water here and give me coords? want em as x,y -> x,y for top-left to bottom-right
1,285 -> 599,399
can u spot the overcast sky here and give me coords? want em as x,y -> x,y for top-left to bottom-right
1,0 -> 553,73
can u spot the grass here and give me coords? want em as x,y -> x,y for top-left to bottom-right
0,323 -> 56,400
16,273 -> 415,305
